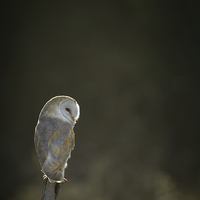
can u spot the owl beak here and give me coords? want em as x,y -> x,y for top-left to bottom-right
72,117 -> 75,122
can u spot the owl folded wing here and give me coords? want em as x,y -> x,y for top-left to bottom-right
38,117 -> 75,182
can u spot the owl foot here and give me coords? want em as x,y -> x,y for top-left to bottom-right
43,174 -> 48,180
62,178 -> 68,185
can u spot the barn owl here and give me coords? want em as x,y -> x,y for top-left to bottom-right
34,96 -> 80,183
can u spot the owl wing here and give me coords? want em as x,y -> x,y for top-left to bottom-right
34,117 -> 75,181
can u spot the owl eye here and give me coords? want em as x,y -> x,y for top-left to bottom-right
65,108 -> 70,112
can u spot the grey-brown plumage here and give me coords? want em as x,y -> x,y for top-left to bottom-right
34,96 -> 80,183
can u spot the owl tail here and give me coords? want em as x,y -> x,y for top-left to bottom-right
46,169 -> 65,183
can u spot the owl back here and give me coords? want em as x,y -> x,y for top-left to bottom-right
34,116 -> 75,174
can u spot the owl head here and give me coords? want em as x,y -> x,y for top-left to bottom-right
39,95 -> 80,126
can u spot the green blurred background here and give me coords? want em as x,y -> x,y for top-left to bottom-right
2,1 -> 200,200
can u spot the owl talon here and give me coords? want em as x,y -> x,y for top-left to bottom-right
62,178 -> 67,185
43,174 -> 48,180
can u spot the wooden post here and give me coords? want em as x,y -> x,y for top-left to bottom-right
40,178 -> 62,200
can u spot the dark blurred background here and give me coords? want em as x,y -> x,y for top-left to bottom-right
2,1 -> 200,200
